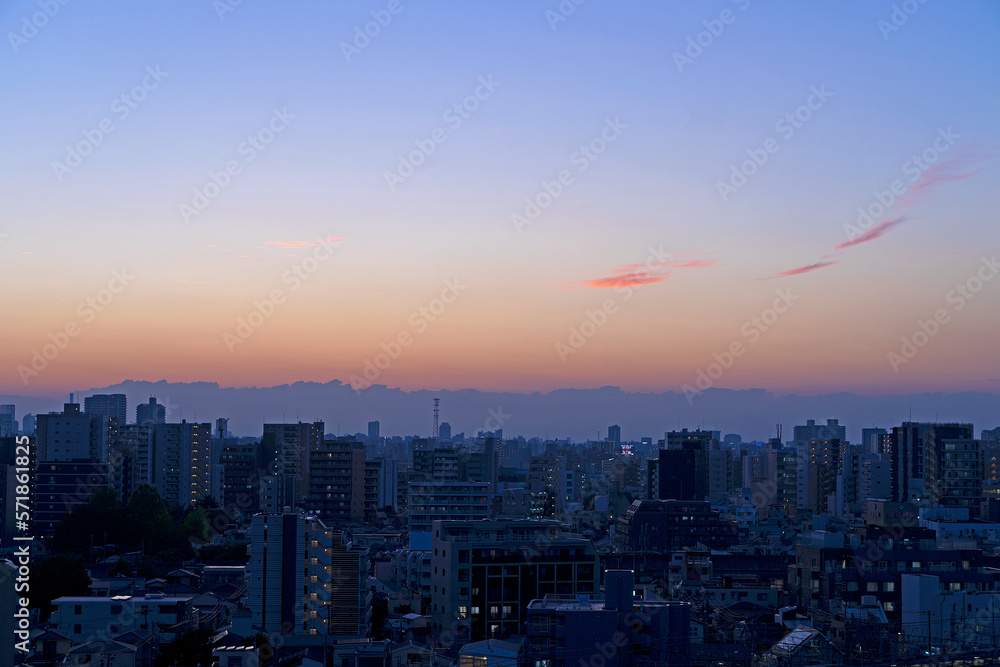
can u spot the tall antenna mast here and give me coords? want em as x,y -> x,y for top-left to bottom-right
433,397 -> 440,438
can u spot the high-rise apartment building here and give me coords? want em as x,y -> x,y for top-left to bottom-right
861,427 -> 889,455
431,519 -> 599,647
888,423 -> 974,502
83,393 -> 127,424
860,453 -> 892,501
148,422 -> 213,506
36,403 -> 104,462
20,414 -> 35,436
407,482 -> 489,548
527,455 -> 567,515
220,440 -> 262,510
649,431 -> 713,502
263,422 -> 324,498
364,458 -> 398,514
248,513 -> 371,637
614,499 -> 738,552
413,444 -> 460,482
925,436 -> 981,518
0,405 -> 15,437
36,460 -> 111,536
793,419 -> 846,513
607,424 -> 621,448
307,438 -> 365,525
136,397 -> 167,425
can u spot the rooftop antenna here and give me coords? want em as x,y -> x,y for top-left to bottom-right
433,398 -> 440,438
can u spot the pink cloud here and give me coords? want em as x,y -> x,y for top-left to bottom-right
835,216 -> 907,250
571,254 -> 712,290
774,261 -> 838,277
583,272 -> 668,289
618,258 -> 716,271
899,147 -> 987,207
665,259 -> 715,269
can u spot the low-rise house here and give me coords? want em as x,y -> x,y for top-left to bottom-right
762,626 -> 842,667
51,593 -> 193,643
213,644 -> 259,667
65,640 -> 137,667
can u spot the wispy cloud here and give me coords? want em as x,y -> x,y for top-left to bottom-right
571,254 -> 712,290
664,259 -> 716,269
266,236 -> 345,248
583,272 -> 669,289
775,144 -> 992,278
900,148 -> 986,207
618,258 -> 715,271
774,261 -> 837,277
834,215 -> 907,250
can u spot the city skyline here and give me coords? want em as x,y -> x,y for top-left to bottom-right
3,1 -> 999,396
4,379 -> 999,444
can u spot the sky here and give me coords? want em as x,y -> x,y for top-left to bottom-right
2,0 -> 999,398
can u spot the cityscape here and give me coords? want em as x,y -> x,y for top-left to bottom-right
3,395 -> 1000,666
3,1 -> 1000,667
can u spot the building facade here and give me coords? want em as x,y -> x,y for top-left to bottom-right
248,513 -> 371,636
431,519 -> 599,648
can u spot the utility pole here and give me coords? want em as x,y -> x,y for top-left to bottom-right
923,609 -> 933,654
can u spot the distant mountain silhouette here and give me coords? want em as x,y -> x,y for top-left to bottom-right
4,380 -> 999,443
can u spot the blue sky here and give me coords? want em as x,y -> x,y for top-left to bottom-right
2,0 -> 999,395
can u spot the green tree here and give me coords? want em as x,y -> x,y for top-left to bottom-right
50,485 -> 128,555
181,507 -> 210,545
127,484 -> 174,553
88,484 -> 122,511
29,555 -> 91,621
196,495 -> 220,510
